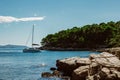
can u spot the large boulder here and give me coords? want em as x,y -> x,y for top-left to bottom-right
72,65 -> 89,80
56,57 -> 90,76
96,47 -> 120,59
90,52 -> 120,68
71,62 -> 99,80
56,57 -> 80,76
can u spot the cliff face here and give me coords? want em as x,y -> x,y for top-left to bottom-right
56,52 -> 120,80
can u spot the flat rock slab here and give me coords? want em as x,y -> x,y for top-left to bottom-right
57,57 -> 80,65
57,57 -> 90,66
76,58 -> 91,66
90,52 -> 120,68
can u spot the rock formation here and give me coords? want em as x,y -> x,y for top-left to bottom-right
96,47 -> 120,59
56,52 -> 120,80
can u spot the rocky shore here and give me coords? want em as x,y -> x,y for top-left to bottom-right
42,51 -> 120,80
95,47 -> 120,59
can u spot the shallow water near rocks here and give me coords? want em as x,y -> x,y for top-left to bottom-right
0,48 -> 99,80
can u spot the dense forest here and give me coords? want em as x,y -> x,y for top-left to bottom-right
41,21 -> 120,49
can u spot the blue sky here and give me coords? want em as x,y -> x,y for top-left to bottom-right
0,0 -> 120,46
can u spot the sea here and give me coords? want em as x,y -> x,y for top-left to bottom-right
0,48 -> 99,80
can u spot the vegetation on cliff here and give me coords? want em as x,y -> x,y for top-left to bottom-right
41,21 -> 120,49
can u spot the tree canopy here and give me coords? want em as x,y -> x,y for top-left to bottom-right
41,21 -> 120,49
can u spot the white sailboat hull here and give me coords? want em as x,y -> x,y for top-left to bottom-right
23,48 -> 40,53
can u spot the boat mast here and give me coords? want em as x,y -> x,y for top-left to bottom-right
32,24 -> 34,48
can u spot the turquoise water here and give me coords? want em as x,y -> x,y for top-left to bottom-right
0,49 -> 99,80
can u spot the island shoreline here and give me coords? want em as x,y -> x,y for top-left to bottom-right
41,47 -> 120,80
39,47 -> 103,51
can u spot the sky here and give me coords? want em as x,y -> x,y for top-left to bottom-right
0,0 -> 120,46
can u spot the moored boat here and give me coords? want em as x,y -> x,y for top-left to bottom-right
23,24 -> 40,53
23,48 -> 40,53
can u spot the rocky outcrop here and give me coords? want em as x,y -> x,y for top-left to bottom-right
56,52 -> 120,80
90,52 -> 120,68
41,70 -> 70,80
41,70 -> 62,78
72,65 -> 89,80
56,57 -> 90,76
96,47 -> 120,59
56,57 -> 80,76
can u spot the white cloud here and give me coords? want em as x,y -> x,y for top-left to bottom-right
0,16 -> 45,23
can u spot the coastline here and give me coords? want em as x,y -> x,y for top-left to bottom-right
39,47 -> 95,51
40,47 -> 120,59
41,47 -> 120,80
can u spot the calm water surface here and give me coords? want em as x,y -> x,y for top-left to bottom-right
0,48 -> 99,80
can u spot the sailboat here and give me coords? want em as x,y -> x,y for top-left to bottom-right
23,24 -> 40,53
